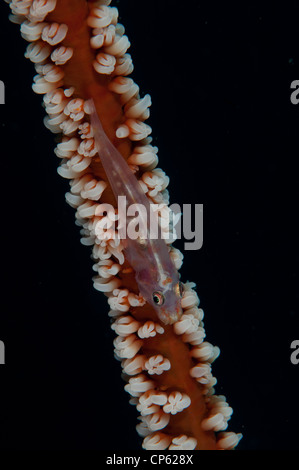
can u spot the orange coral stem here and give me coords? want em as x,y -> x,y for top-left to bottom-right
47,0 -> 218,450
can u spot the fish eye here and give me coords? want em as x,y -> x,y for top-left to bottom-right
179,281 -> 184,297
175,282 -> 184,298
153,291 -> 165,306
137,237 -> 147,249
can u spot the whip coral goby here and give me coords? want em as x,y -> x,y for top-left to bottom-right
4,0 -> 242,450
88,99 -> 182,325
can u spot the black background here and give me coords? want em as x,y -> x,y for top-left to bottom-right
0,0 -> 298,450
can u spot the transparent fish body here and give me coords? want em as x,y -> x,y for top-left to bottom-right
89,100 -> 182,324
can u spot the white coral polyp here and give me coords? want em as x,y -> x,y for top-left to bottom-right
111,315 -> 140,336
42,22 -> 68,45
77,138 -> 97,157
201,412 -> 227,432
122,355 -> 146,376
108,76 -> 138,101
217,432 -> 243,450
181,282 -> 200,309
128,145 -> 158,170
163,392 -> 191,415
182,327 -> 206,346
126,119 -> 152,141
20,20 -> 45,41
144,355 -> 171,376
94,218 -> 116,242
107,289 -> 132,313
137,391 -> 167,413
93,52 -> 116,75
24,41 -> 51,64
137,400 -> 160,417
144,410 -> 170,432
90,24 -> 115,48
190,363 -> 212,384
10,0 -> 32,16
38,63 -> 64,83
169,246 -> 184,270
191,342 -> 220,363
32,76 -> 61,94
78,122 -> 94,139
114,334 -> 143,360
127,293 -> 146,308
141,169 -> 169,198
125,94 -> 151,120
44,88 -> 68,114
60,119 -> 81,135
142,433 -> 172,450
80,179 -> 107,201
93,237 -> 125,265
114,54 -> 134,76
174,313 -> 199,336
64,99 -> 85,122
104,34 -> 130,57
95,259 -> 121,278
138,321 -> 164,339
55,136 -> 79,157
51,46 -> 73,65
169,435 -> 197,450
28,0 -> 57,22
87,5 -> 114,28
206,395 -> 233,422
124,374 -> 155,398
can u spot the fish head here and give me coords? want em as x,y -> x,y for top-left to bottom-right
136,268 -> 183,325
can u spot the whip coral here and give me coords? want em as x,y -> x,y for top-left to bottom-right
4,0 -> 242,450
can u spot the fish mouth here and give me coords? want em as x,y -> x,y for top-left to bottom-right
158,306 -> 183,325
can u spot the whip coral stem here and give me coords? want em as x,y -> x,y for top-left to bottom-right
48,0 -> 133,195
5,0 -> 241,450
141,327 -> 217,449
